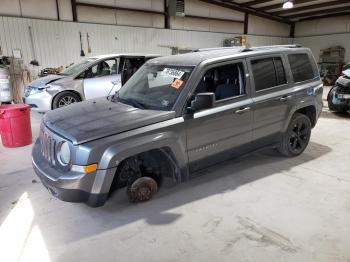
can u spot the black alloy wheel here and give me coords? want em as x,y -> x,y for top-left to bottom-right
278,113 -> 311,157
288,118 -> 310,155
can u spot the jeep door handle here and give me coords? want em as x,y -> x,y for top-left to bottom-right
235,107 -> 251,114
280,95 -> 292,101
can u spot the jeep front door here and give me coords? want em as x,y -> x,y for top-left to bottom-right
186,61 -> 253,172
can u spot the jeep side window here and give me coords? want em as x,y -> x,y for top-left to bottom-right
194,62 -> 246,101
251,57 -> 287,91
288,53 -> 315,82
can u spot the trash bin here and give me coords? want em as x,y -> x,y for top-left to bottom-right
0,104 -> 32,147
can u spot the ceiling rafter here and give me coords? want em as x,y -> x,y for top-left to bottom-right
272,0 -> 350,15
285,6 -> 350,19
258,0 -> 322,11
298,10 -> 350,21
228,0 -> 350,21
242,0 -> 273,6
200,0 -> 292,24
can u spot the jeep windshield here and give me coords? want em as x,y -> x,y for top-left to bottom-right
116,64 -> 194,110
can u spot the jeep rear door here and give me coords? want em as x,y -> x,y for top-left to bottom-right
185,60 -> 254,172
247,54 -> 295,148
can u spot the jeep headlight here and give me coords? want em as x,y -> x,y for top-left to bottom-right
57,141 -> 71,166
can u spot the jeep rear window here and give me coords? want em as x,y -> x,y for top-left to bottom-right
251,57 -> 287,91
117,64 -> 194,110
288,53 -> 315,82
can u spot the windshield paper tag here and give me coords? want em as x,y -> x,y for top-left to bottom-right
162,68 -> 185,79
171,79 -> 183,89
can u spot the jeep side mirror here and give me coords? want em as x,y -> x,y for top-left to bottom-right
188,92 -> 215,113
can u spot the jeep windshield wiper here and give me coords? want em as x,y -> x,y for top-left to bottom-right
130,100 -> 147,109
117,97 -> 147,109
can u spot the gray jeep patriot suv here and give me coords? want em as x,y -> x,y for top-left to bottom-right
32,45 -> 323,207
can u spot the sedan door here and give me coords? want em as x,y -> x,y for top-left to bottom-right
185,60 -> 254,172
83,58 -> 121,100
121,56 -> 146,85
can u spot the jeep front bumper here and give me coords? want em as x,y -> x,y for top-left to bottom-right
32,139 -> 115,207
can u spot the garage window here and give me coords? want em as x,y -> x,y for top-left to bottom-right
251,57 -> 287,91
288,54 -> 315,82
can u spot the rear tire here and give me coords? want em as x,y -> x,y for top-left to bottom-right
278,113 -> 312,157
52,91 -> 81,109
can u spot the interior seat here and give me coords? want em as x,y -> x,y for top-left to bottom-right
196,71 -> 214,93
215,67 -> 240,100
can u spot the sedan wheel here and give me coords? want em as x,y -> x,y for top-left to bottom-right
52,91 -> 81,109
58,95 -> 78,107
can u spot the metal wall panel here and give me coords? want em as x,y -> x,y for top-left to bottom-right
295,33 -> 350,63
0,16 -> 292,71
248,15 -> 291,37
294,15 -> 350,63
185,0 -> 244,21
295,16 -> 350,37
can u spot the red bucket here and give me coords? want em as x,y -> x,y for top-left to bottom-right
0,104 -> 32,147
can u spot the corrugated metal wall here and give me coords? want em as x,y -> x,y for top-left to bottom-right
0,16 -> 292,69
294,15 -> 350,63
295,33 -> 350,63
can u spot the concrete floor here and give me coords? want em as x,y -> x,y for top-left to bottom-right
1,87 -> 350,262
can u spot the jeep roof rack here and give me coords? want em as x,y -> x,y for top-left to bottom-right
241,44 -> 302,52
193,47 -> 243,52
194,44 -> 302,53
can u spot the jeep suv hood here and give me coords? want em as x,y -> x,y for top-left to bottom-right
43,99 -> 175,145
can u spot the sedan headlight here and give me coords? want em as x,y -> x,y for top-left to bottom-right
25,87 -> 45,97
57,141 -> 71,166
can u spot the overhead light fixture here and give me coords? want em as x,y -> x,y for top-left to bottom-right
283,0 -> 294,9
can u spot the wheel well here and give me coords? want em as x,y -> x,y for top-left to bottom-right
108,148 -> 178,196
51,90 -> 82,109
295,106 -> 316,127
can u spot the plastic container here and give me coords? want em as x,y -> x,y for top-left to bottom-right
0,67 -> 12,103
0,104 -> 32,147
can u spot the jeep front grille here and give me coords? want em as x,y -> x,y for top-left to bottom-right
40,129 -> 56,166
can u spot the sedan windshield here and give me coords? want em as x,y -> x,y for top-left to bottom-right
117,64 -> 194,110
62,58 -> 98,75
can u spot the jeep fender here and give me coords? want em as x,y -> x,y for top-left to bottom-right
98,130 -> 188,182
282,101 -> 317,132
